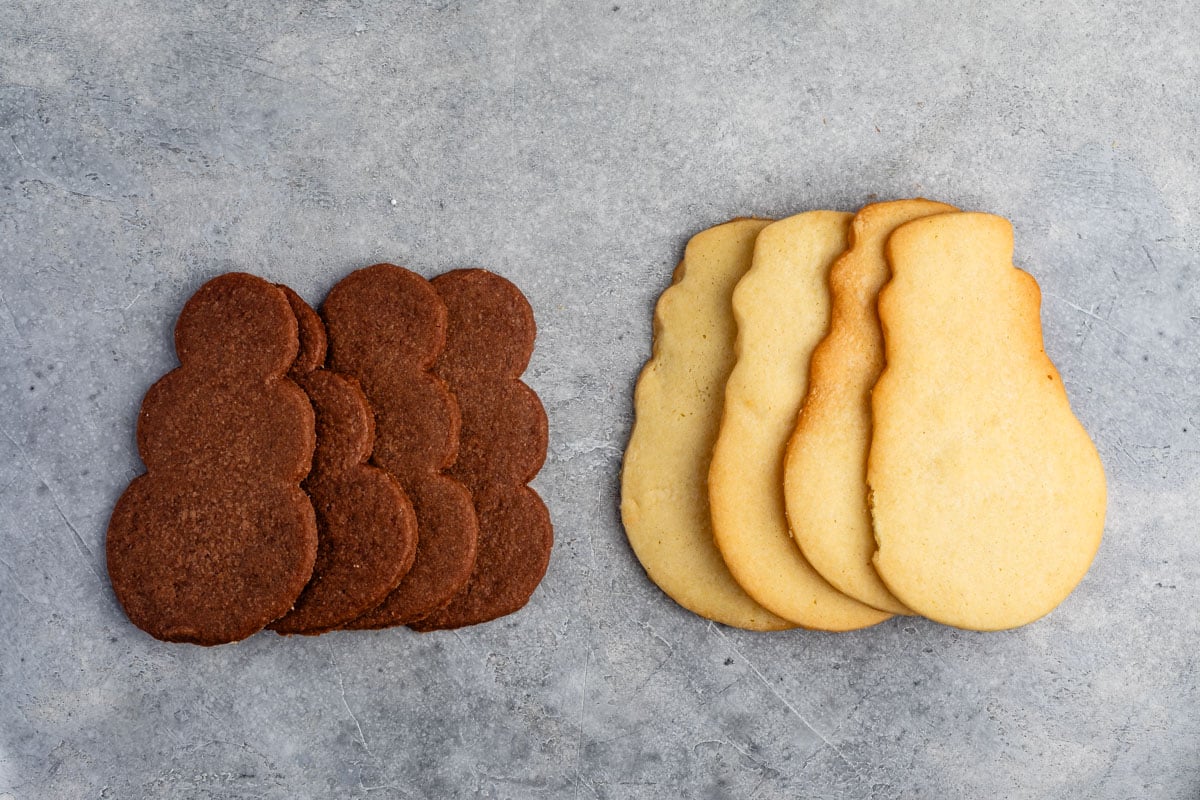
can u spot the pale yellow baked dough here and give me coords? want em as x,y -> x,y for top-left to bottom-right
708,211 -> 890,631
869,211 -> 1107,630
620,218 -> 794,630
784,200 -> 955,615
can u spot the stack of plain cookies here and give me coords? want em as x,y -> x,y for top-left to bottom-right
621,200 -> 1107,632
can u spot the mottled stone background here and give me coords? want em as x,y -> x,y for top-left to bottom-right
1,2 -> 1197,798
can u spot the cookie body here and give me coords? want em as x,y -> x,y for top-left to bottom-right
409,269 -> 552,630
269,288 -> 419,636
323,264 -> 479,629
869,212 -> 1107,630
784,200 -> 955,615
621,218 -> 794,631
708,211 -> 889,631
106,273 -> 318,645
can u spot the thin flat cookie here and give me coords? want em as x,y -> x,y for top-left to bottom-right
106,274 -> 317,645
410,269 -> 552,630
785,199 -> 955,615
269,287 -> 418,636
621,218 -> 794,631
709,211 -> 890,631
869,212 -> 1107,630
324,265 -> 480,629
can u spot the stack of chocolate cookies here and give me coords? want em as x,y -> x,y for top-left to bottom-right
106,266 -> 552,646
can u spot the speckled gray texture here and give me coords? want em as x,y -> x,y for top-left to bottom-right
1,1 -> 1197,798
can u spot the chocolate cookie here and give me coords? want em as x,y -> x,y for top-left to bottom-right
322,264 -> 479,629
269,287 -> 419,636
410,269 -> 552,631
106,273 -> 318,646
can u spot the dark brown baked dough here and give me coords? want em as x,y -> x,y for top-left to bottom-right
269,287 -> 419,635
323,264 -> 480,628
105,273 -> 318,646
410,269 -> 552,631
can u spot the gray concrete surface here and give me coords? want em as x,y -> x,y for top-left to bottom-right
1,1 -> 1198,798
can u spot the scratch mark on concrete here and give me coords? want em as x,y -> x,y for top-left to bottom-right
0,290 -> 31,349
327,642 -> 373,758
0,555 -> 35,604
1142,245 -> 1160,275
722,736 -> 770,769
1043,292 -> 1133,341
44,484 -> 103,583
123,290 -> 144,312
0,469 -> 21,496
707,622 -> 863,780
1,427 -> 103,583
573,647 -> 591,800
360,780 -> 407,794
634,621 -> 675,691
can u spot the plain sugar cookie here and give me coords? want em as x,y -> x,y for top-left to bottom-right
869,211 -> 1107,630
621,218 -> 794,631
784,199 -> 955,615
709,211 -> 890,631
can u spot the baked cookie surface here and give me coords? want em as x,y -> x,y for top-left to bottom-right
410,269 -> 552,631
784,200 -> 954,615
621,218 -> 794,631
324,264 -> 480,629
269,288 -> 418,636
869,212 -> 1107,630
709,211 -> 890,631
106,273 -> 318,645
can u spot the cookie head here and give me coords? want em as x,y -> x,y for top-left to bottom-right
175,273 -> 299,379
323,264 -> 447,369
433,269 -> 536,377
